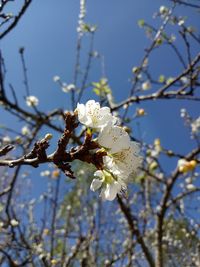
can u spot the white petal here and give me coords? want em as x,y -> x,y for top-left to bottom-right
103,156 -> 113,169
177,159 -> 187,167
90,179 -> 103,192
94,170 -> 104,178
109,128 -> 130,153
103,142 -> 142,177
98,125 -> 130,153
130,141 -> 141,155
86,100 -> 99,110
101,182 -> 121,201
77,103 -> 86,123
100,106 -> 111,114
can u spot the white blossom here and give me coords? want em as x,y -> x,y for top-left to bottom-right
21,126 -> 30,136
26,95 -> 39,107
180,108 -> 187,118
92,51 -> 99,58
178,19 -> 185,26
53,75 -> 60,82
15,136 -> 22,144
103,141 -> 142,178
66,205 -> 72,211
156,205 -> 162,213
142,81 -> 151,90
159,6 -> 168,15
6,13 -> 13,18
10,219 -> 19,227
177,158 -> 187,167
180,76 -> 188,84
186,183 -> 196,191
62,83 -> 75,93
76,100 -> 116,130
170,34 -> 176,43
2,136 -> 11,144
185,177 -> 192,184
40,170 -> 51,177
98,124 -> 130,154
90,170 -> 126,201
191,117 -> 200,135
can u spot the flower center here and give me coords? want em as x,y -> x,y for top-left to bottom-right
112,150 -> 127,162
103,170 -> 114,184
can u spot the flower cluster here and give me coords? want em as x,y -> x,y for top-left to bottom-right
76,100 -> 142,201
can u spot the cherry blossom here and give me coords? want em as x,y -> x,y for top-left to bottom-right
90,170 -> 126,201
26,95 -> 39,107
103,141 -> 142,178
76,100 -> 116,130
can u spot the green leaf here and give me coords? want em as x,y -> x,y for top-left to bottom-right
158,75 -> 165,83
92,78 -> 112,97
138,19 -> 145,28
93,88 -> 100,95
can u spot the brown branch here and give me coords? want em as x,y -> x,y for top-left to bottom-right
155,146 -> 200,267
112,52 -> 200,111
0,185 -> 11,197
0,144 -> 15,157
117,196 -> 155,267
0,86 -> 81,144
166,187 -> 200,208
0,247 -> 18,267
170,0 -> 200,8
0,112 -> 106,180
5,165 -> 21,221
64,236 -> 86,267
112,91 -> 200,111
19,47 -> 30,96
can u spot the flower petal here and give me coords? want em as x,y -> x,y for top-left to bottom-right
103,142 -> 142,178
90,178 -> 103,192
98,125 -> 130,153
101,182 -> 121,201
77,103 -> 86,123
94,170 -> 104,178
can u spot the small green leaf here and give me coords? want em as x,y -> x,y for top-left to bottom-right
93,88 -> 100,95
92,78 -> 111,97
138,19 -> 145,28
158,75 -> 165,83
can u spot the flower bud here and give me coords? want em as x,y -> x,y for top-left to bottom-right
137,108 -> 146,116
45,133 -> 53,140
